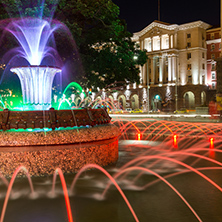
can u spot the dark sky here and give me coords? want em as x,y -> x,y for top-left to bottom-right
112,0 -> 221,33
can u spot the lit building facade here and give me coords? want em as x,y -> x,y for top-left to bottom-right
132,20 -> 211,111
206,26 -> 221,91
93,20 -> 218,112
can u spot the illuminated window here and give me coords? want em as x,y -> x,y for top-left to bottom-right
187,64 -> 192,70
161,34 -> 169,49
144,38 -> 152,52
211,33 -> 214,39
153,36 -> 160,51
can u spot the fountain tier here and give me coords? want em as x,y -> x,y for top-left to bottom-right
10,66 -> 61,110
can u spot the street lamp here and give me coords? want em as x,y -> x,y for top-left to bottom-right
147,58 -> 150,113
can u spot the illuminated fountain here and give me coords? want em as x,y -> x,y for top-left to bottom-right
0,7 -> 119,177
6,18 -> 62,110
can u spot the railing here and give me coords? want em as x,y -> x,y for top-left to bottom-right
0,108 -> 111,131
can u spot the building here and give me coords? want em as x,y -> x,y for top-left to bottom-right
132,20 -> 211,112
92,20 -> 218,113
206,26 -> 221,91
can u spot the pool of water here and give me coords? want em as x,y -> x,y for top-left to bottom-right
0,139 -> 222,222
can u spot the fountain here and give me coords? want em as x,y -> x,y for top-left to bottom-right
0,1 -> 221,222
0,2 -> 120,177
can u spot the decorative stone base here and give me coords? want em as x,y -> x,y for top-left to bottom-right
0,124 -> 120,177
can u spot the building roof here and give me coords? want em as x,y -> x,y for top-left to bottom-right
132,20 -> 211,41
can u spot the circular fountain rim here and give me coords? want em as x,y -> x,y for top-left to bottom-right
10,65 -> 62,70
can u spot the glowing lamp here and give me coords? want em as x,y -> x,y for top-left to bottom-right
210,137 -> 214,149
173,134 -> 178,148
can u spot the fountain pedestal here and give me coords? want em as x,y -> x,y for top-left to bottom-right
10,66 -> 61,110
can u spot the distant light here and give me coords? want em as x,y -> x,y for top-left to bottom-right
210,137 -> 214,149
137,133 -> 141,141
173,134 -> 178,148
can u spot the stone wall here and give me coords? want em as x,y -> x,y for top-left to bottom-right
0,124 -> 120,177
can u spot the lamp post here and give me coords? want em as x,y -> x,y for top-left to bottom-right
147,59 -> 150,113
175,60 -> 178,112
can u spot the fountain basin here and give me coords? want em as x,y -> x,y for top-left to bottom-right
0,124 -> 120,177
0,108 -> 120,177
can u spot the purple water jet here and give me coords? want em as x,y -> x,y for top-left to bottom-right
4,17 -> 63,109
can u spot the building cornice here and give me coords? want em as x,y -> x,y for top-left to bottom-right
132,20 -> 211,41
178,21 -> 211,31
132,21 -> 178,41
179,47 -> 208,52
206,39 -> 221,44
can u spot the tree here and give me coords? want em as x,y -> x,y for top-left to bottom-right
55,0 -> 147,89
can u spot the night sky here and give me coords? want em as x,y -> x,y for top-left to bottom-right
112,0 -> 221,33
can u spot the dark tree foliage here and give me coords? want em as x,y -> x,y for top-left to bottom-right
55,0 -> 147,89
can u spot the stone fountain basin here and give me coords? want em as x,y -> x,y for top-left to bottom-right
0,108 -> 120,177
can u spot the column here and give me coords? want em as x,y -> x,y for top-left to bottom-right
172,55 -> 176,81
168,56 -> 172,82
142,64 -> 146,86
150,57 -> 154,84
159,56 -> 163,83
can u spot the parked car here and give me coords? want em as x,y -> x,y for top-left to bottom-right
125,108 -> 132,113
130,109 -> 143,113
174,108 -> 189,114
109,109 -> 123,114
149,109 -> 160,114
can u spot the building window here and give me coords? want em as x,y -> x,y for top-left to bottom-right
202,75 -> 205,85
187,33 -> 191,38
212,63 -> 216,70
202,52 -> 205,58
187,42 -> 191,48
188,75 -> 192,83
211,33 -> 214,39
162,34 -> 169,49
212,72 -> 216,80
211,54 -> 215,60
187,64 -> 192,70
187,53 -> 191,60
211,44 -> 215,51
153,36 -> 160,51
202,64 -> 205,69
212,82 -> 216,89
144,38 -> 152,52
